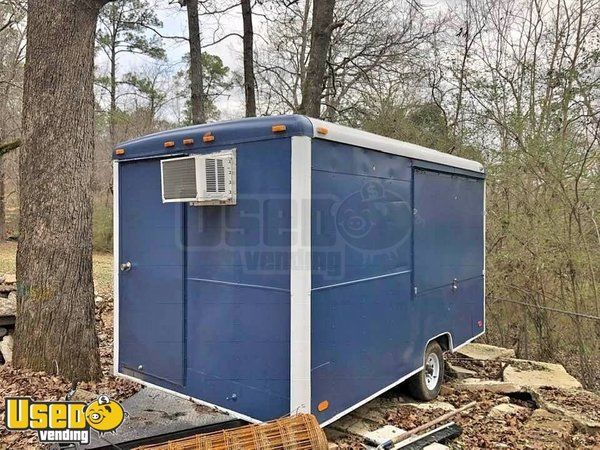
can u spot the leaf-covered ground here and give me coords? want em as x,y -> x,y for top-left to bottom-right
0,290 -> 139,449
330,354 -> 600,450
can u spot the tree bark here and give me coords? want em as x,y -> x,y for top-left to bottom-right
241,0 -> 256,117
109,23 -> 117,146
14,0 -> 106,381
186,0 -> 205,124
297,0 -> 339,118
0,156 -> 4,241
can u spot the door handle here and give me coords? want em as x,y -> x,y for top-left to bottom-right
451,278 -> 458,291
120,261 -> 132,272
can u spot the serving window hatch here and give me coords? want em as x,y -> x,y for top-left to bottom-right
160,149 -> 237,205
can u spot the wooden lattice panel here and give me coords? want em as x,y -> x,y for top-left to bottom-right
136,414 -> 328,450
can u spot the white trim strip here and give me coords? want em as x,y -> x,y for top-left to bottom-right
312,269 -> 411,292
308,118 -> 484,174
189,277 -> 289,293
290,136 -> 312,414
113,161 -> 120,376
320,330 -> 484,427
320,366 -> 423,427
116,372 -> 261,424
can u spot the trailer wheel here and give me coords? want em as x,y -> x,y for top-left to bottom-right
406,341 -> 444,401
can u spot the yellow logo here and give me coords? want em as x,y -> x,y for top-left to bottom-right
5,395 -> 125,445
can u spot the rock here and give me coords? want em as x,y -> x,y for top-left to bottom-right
488,403 -> 528,418
454,378 -> 525,394
446,362 -> 477,379
530,387 -> 600,433
101,308 -> 113,329
0,284 -> 14,294
8,291 -> 16,302
423,444 -> 449,450
0,334 -> 14,363
327,442 -> 339,450
0,275 -> 4,284
503,359 -> 582,389
0,327 -> 7,339
70,388 -> 98,403
95,296 -> 104,305
457,343 -> 515,361
364,425 -> 406,445
3,274 -> 16,284
401,401 -> 456,412
524,409 -> 574,448
0,293 -> 17,317
330,415 -> 373,436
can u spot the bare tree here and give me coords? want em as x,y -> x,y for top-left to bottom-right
0,2 -> 25,240
182,0 -> 206,124
241,0 -> 256,117
297,0 -> 341,117
14,0 -> 109,381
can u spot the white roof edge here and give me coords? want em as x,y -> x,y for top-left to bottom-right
308,118 -> 485,174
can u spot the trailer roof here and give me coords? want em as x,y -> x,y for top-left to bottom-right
114,115 -> 484,174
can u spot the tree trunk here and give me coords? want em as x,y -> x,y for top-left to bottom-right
109,33 -> 117,146
14,0 -> 105,381
186,0 -> 205,124
0,157 -> 4,241
241,0 -> 256,117
298,0 -> 339,118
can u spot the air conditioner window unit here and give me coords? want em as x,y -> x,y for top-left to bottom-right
161,149 -> 237,205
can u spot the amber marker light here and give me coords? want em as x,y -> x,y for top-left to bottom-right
203,132 -> 215,143
317,400 -> 329,412
164,141 -> 175,148
183,138 -> 194,145
114,148 -> 125,155
316,126 -> 329,135
272,124 -> 287,133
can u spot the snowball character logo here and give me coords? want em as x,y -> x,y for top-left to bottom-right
85,395 -> 125,435
336,181 -> 411,252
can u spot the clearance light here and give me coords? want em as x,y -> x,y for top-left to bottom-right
317,400 -> 329,412
203,132 -> 215,143
316,126 -> 329,135
272,124 -> 287,133
164,141 -> 175,148
114,148 -> 125,155
183,138 -> 194,145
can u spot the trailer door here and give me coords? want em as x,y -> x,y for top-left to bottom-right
117,159 -> 185,386
412,168 -> 484,341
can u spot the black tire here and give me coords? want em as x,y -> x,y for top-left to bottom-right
406,341 -> 444,401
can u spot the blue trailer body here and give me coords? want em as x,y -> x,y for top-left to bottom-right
113,115 -> 485,425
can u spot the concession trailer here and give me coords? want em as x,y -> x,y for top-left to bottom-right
113,115 -> 485,426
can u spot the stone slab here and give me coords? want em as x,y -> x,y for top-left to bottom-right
457,343 -> 515,361
446,362 -> 478,380
453,378 -> 524,394
488,403 -> 528,418
364,425 -> 406,445
503,359 -> 582,389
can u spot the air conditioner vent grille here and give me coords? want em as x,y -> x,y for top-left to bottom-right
162,158 -> 197,200
205,158 -> 217,193
217,159 -> 226,192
